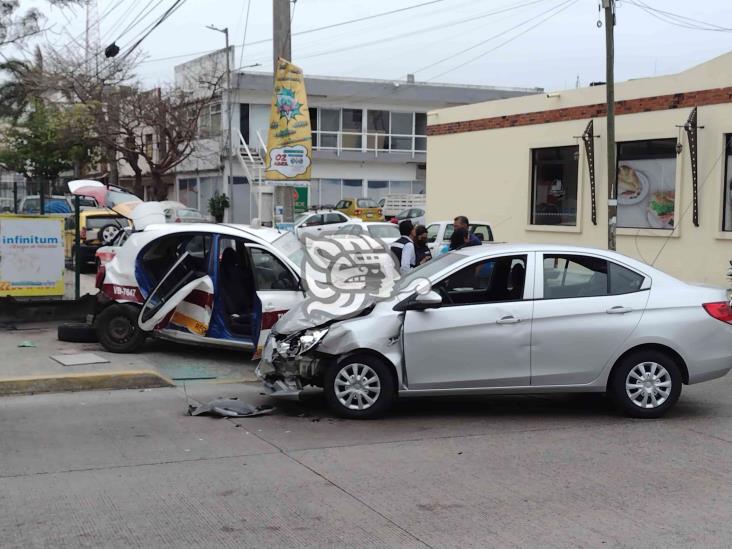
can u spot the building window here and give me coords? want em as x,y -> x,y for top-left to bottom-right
320,178 -> 341,206
530,146 -> 579,226
390,112 -> 413,151
198,102 -> 222,138
367,110 -> 389,150
342,109 -> 362,149
415,113 -> 427,152
144,134 -> 153,159
342,179 -> 363,198
367,180 -> 389,202
616,138 -> 677,230
722,135 -> 732,231
319,109 -> 339,149
178,178 -> 198,209
309,107 -> 318,148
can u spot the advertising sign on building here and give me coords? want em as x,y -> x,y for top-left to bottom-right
293,186 -> 308,214
265,58 -> 313,182
0,215 -> 65,296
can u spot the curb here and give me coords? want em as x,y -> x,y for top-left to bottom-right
0,370 -> 175,396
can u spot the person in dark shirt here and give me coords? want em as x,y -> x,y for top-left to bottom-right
454,215 -> 482,247
449,227 -> 468,251
413,225 -> 432,265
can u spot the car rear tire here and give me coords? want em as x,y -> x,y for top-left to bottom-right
57,322 -> 98,343
609,350 -> 682,418
324,354 -> 395,419
95,303 -> 147,353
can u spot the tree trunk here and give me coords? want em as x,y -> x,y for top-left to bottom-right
133,171 -> 144,199
151,172 -> 167,201
106,147 -> 119,187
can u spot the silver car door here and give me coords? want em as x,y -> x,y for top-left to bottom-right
530,253 -> 650,386
402,253 -> 534,390
246,244 -> 303,357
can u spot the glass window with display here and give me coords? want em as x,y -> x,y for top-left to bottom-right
530,146 -> 579,226
616,138 -> 677,230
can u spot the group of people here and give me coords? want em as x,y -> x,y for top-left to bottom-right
389,215 -> 481,274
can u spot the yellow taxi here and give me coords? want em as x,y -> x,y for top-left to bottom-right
64,208 -> 129,270
335,197 -> 383,221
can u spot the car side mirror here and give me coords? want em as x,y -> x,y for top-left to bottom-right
394,290 -> 442,312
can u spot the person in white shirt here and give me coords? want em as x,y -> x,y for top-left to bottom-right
399,223 -> 417,274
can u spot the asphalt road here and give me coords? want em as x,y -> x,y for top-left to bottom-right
1,374 -> 731,548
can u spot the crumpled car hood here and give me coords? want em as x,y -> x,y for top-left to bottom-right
273,297 -> 377,335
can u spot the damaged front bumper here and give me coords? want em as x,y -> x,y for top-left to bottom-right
255,332 -> 329,400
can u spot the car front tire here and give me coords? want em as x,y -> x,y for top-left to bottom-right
324,355 -> 396,419
609,350 -> 682,418
95,303 -> 147,353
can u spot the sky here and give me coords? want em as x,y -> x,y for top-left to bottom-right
26,0 -> 732,92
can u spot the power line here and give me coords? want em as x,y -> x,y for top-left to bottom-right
139,0 -> 462,66
238,0 -> 252,70
122,0 -> 189,60
426,0 -> 578,81
626,1 -> 732,32
293,0 -> 549,63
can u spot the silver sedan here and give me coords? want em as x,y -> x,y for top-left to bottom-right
257,244 -> 732,419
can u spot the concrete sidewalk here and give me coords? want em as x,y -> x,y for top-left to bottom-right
0,322 -> 173,396
0,320 -> 260,396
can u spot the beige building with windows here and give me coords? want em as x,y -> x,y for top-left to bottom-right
426,52 -> 732,285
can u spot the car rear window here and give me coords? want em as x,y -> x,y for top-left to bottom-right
357,199 -> 378,208
178,209 -> 203,219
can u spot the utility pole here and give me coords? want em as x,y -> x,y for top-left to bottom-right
604,0 -> 617,250
206,25 -> 233,222
273,0 -> 292,70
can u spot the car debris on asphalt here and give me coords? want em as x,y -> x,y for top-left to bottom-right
187,397 -> 275,418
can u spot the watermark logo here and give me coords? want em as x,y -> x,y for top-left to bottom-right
301,233 -> 430,318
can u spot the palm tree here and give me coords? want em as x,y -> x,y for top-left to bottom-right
0,46 -> 44,121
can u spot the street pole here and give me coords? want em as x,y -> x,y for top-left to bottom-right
206,25 -> 233,223
604,0 -> 617,251
271,0 -> 292,226
273,0 -> 292,69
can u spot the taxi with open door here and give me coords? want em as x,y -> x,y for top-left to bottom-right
92,223 -> 306,356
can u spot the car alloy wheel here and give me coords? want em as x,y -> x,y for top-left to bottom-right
625,361 -> 672,409
334,363 -> 381,411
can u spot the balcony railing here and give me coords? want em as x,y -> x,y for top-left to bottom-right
312,131 -> 426,158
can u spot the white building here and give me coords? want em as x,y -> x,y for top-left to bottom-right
174,51 -> 541,223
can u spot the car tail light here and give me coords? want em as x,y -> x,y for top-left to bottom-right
95,264 -> 106,290
80,227 -> 87,240
390,217 -> 397,224
174,218 -> 181,223
377,209 -> 382,216
703,302 -> 732,324
354,209 -> 362,216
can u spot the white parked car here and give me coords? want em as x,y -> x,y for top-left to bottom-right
335,221 -> 400,245
289,210 -> 351,239
390,207 -> 425,226
426,220 -> 494,255
160,201 -> 209,223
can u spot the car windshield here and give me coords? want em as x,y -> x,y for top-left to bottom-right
294,213 -> 309,225
272,230 -> 305,266
357,198 -> 378,208
392,252 -> 463,294
368,225 -> 399,239
106,189 -> 141,207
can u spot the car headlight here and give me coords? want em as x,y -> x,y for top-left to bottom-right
297,328 -> 329,355
275,328 -> 329,358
